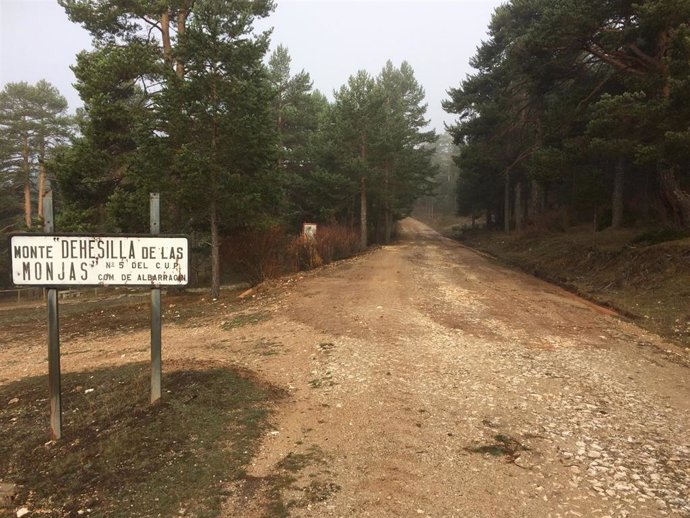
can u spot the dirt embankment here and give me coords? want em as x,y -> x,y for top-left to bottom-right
439,223 -> 690,349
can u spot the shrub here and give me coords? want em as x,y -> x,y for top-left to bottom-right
222,224 -> 360,284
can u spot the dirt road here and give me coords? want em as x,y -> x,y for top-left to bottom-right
223,218 -> 690,517
2,218 -> 689,517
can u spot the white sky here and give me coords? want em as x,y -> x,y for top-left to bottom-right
0,0 -> 504,133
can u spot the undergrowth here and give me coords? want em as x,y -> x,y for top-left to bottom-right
454,224 -> 690,347
222,224 -> 360,284
0,360 -> 281,517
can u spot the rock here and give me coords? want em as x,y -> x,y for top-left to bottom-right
8,398 -> 19,405
16,508 -> 29,518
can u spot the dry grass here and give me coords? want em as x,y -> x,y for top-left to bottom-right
222,225 -> 360,284
457,224 -> 690,347
0,360 -> 282,517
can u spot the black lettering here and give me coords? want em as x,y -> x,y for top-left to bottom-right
80,262 -> 88,280
128,242 -> 136,259
58,263 -> 65,281
22,262 -> 31,280
33,262 -> 42,280
46,262 -> 53,281
69,264 -> 76,281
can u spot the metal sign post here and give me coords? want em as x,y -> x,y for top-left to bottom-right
9,193 -> 189,437
150,193 -> 162,404
44,192 -> 62,440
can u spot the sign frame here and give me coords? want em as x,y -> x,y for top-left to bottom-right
8,233 -> 190,288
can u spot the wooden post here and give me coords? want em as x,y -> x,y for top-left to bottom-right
44,192 -> 62,440
150,193 -> 162,404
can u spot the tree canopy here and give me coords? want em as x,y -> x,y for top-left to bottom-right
18,2 -> 438,294
444,0 -> 690,231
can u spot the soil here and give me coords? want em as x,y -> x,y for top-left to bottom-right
444,221 -> 690,349
1,218 -> 689,517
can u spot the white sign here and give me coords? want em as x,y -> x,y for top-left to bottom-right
302,223 -> 317,240
10,235 -> 190,287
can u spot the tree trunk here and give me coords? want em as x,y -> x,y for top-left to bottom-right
654,55 -> 690,226
210,195 -> 220,299
504,170 -> 511,233
359,175 -> 367,250
359,138 -> 368,249
160,11 -> 173,69
515,181 -> 524,232
37,161 -> 46,220
383,164 -> 391,244
611,157 -> 625,229
210,76 -> 220,298
385,211 -> 393,244
527,179 -> 543,222
37,140 -> 46,220
23,134 -> 31,228
659,167 -> 690,227
176,5 -> 187,79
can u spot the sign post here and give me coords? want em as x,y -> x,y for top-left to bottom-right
9,195 -> 189,437
44,192 -> 62,440
150,193 -> 162,404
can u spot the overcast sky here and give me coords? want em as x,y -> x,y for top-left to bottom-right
0,0 -> 504,133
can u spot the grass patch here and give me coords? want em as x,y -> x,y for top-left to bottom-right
308,372 -> 335,389
261,446 -> 340,515
253,339 -> 282,357
465,434 -> 529,458
629,227 -> 690,246
220,311 -> 271,331
0,360 -> 281,517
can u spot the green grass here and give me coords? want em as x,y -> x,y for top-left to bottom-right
262,446 -> 340,516
220,311 -> 271,331
465,434 -> 529,458
0,360 -> 281,517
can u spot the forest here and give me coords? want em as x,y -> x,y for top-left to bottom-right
444,0 -> 690,233
3,0 -> 690,295
0,0 -> 439,295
